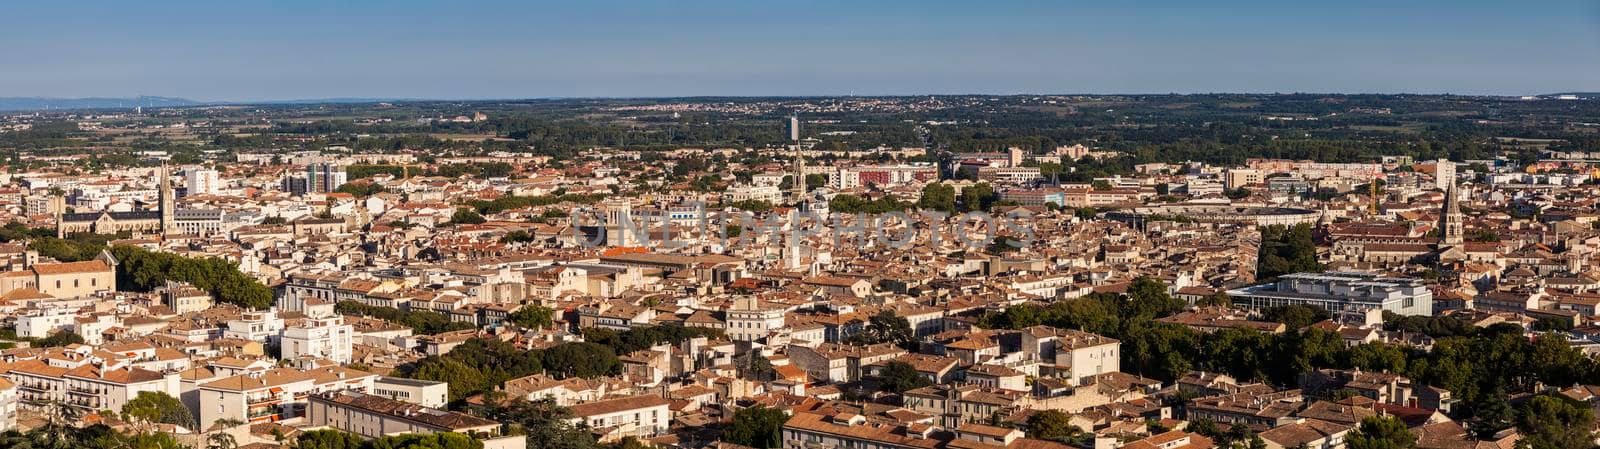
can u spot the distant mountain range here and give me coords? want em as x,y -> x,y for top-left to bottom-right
0,96 -> 201,112
2,92 -> 1592,112
0,96 -> 419,112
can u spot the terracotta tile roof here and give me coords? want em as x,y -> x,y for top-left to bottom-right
32,260 -> 112,275
566,394 -> 671,417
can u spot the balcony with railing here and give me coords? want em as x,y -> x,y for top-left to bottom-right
64,395 -> 102,409
246,393 -> 282,406
247,406 -> 279,420
18,383 -> 56,393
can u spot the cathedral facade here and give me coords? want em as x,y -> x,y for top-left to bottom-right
56,165 -> 176,238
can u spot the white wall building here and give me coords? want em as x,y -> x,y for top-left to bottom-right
280,316 -> 354,363
372,376 -> 450,409
186,168 -> 221,195
566,394 -> 673,442
726,296 -> 786,342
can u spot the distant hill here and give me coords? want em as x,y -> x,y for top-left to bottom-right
0,96 -> 200,112
1538,92 -> 1596,99
0,96 -> 430,112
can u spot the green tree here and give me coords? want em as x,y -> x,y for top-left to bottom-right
34,331 -> 84,348
452,208 -> 487,225
805,173 -> 827,191
110,245 -> 274,309
506,305 -> 555,329
848,311 -> 914,347
335,182 -> 387,198
1260,304 -> 1331,330
365,432 -> 483,449
746,353 -> 774,381
1197,291 -> 1232,307
1257,224 -> 1325,280
121,391 -> 194,429
1346,343 -> 1408,374
730,200 -> 774,212
1346,415 -> 1415,449
724,405 -> 788,449
297,429 -> 365,449
206,418 -> 244,449
470,399 -> 596,449
411,358 -> 490,402
1125,277 -> 1184,319
541,342 -> 619,379
878,360 -> 932,393
917,183 -> 957,213
1026,410 -> 1089,446
1516,394 -> 1596,449
1467,386 -> 1515,439
959,182 -> 999,212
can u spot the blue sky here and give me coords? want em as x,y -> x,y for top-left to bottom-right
1,0 -> 1596,101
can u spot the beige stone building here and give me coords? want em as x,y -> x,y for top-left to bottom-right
0,259 -> 116,299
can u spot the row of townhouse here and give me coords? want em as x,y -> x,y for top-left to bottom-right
192,364 -> 378,429
0,347 -> 177,416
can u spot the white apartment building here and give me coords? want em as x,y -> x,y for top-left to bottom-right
223,309 -> 285,343
196,366 -> 377,429
722,185 -> 784,204
1,352 -> 178,415
307,391 -> 521,449
565,394 -> 673,442
1434,159 -> 1455,191
0,378 -> 15,432
15,308 -> 76,339
281,315 -> 355,363
186,167 -> 221,195
372,376 -> 450,409
1020,326 -> 1121,386
726,296 -> 787,342
172,209 -> 225,237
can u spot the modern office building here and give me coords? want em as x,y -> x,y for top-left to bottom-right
185,167 -> 220,195
1226,272 -> 1433,316
307,162 -> 348,194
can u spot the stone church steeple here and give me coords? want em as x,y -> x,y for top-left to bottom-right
1439,179 -> 1463,246
159,163 -> 175,236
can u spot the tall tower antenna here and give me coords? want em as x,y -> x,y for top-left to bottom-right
158,163 -> 174,237
789,114 -> 805,208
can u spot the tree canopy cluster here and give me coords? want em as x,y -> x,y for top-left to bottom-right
580,324 -> 725,356
1256,224 -> 1324,280
111,245 -> 274,309
334,181 -> 387,198
724,405 -> 788,449
466,193 -> 607,215
974,277 -> 1600,430
120,391 -> 194,429
335,301 -> 479,335
297,429 -> 483,449
467,399 -> 597,449
0,423 -> 184,449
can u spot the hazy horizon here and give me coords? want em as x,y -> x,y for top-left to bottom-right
4,0 -> 1597,101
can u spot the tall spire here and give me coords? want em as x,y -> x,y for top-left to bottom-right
789,114 -> 805,208
1440,179 -> 1463,246
159,163 -> 175,236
